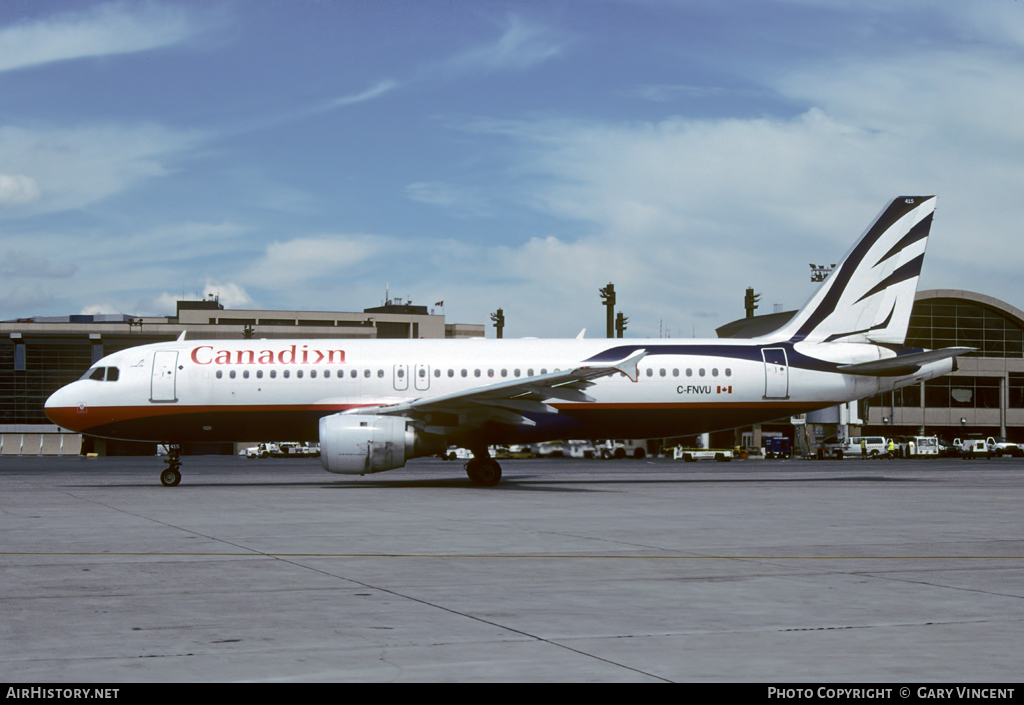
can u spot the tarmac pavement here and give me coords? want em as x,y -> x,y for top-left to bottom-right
1,454 -> 1022,682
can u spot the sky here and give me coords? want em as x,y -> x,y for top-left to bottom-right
1,0 -> 1022,338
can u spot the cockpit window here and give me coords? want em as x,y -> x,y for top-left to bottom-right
81,366 -> 120,382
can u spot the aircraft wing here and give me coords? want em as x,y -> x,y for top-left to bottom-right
343,349 -> 646,432
837,347 -> 973,376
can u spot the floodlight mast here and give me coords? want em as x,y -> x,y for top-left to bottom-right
599,283 -> 616,338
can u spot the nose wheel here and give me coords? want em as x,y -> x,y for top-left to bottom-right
160,444 -> 182,487
160,467 -> 182,487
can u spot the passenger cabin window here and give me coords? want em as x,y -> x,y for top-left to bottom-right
270,370 -> 277,379
646,369 -> 653,377
216,370 -> 223,379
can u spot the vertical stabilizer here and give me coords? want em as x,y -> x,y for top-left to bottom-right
773,196 -> 936,345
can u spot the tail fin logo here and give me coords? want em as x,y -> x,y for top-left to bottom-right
775,196 -> 936,345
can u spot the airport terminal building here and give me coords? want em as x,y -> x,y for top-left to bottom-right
717,289 -> 1024,450
1,298 -> 484,455
861,290 -> 1024,440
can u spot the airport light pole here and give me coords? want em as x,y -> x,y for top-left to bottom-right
491,308 -> 504,339
599,283 -> 616,338
810,263 -> 837,283
744,287 -> 760,318
615,312 -> 628,338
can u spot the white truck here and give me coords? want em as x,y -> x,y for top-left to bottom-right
673,446 -> 733,462
954,436 -> 1023,458
597,439 -> 648,459
245,443 -> 278,459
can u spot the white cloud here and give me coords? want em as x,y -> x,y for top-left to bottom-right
80,303 -> 120,315
636,85 -> 731,102
0,123 -> 203,217
242,234 -> 391,290
0,285 -> 53,312
0,174 -> 41,206
328,79 -> 399,108
445,15 -> 569,74
431,38 -> 1024,336
406,181 -> 489,217
0,250 -> 76,278
200,280 -> 253,310
0,1 -> 198,73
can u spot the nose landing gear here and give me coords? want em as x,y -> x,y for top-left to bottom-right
160,444 -> 182,487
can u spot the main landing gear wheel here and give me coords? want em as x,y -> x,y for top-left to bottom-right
465,457 -> 502,487
160,444 -> 182,487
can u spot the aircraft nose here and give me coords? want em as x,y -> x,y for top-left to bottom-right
45,384 -> 82,431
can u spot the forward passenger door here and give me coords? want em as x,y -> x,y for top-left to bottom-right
150,351 -> 179,403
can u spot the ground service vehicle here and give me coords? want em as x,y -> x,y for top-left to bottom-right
956,437 -> 992,458
823,435 -> 887,459
985,437 -> 1022,457
596,439 -> 647,459
953,436 -> 1022,458
46,196 -> 971,487
764,436 -> 791,459
673,446 -> 733,462
898,435 -> 939,457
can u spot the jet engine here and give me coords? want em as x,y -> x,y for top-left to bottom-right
319,414 -> 445,475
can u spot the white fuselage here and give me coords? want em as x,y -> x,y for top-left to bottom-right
45,336 -> 951,447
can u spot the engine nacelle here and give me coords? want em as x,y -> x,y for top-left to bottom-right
319,414 -> 444,475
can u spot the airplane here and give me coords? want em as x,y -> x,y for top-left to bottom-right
46,195 -> 969,488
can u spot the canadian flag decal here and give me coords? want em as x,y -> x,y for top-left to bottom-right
717,386 -> 733,394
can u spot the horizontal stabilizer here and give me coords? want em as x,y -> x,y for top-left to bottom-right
837,347 -> 973,377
